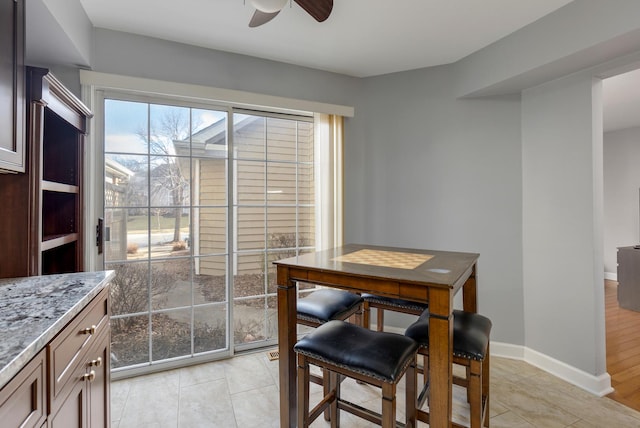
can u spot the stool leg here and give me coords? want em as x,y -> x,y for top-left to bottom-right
422,352 -> 430,407
405,358 -> 417,428
381,383 -> 396,428
483,344 -> 490,427
466,365 -> 472,403
323,368 -> 331,421
354,303 -> 363,327
330,370 -> 340,428
297,354 -> 310,428
377,308 -> 385,332
469,360 -> 482,428
363,301 -> 372,330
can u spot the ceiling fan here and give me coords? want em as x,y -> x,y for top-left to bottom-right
248,0 -> 333,28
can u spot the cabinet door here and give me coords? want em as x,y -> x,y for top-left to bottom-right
617,247 -> 640,311
49,377 -> 87,428
0,350 -> 46,428
0,0 -> 25,173
49,333 -> 109,428
87,333 -> 110,428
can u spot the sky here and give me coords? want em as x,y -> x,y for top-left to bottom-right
104,98 -> 227,155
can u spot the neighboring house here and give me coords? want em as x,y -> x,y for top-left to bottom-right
172,114 -> 314,279
104,158 -> 133,260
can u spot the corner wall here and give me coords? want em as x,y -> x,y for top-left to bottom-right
522,74 -> 606,377
347,65 -> 524,344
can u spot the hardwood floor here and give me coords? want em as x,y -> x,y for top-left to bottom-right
606,279 -> 640,411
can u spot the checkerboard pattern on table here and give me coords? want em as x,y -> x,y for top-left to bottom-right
331,249 -> 433,269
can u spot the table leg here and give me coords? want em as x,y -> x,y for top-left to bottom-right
427,287 -> 453,428
463,263 -> 478,313
277,266 -> 297,428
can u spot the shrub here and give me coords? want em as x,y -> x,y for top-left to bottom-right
109,263 -> 175,325
172,240 -> 187,251
126,243 -> 138,254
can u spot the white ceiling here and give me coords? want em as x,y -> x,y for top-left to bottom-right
78,0 -> 575,78
75,0 -> 640,132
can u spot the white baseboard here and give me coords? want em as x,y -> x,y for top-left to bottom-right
490,341 -> 525,360
382,329 -> 613,397
492,342 -> 614,397
605,272 -> 617,281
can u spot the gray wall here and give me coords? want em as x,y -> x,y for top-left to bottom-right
455,0 -> 640,97
347,65 -> 524,344
604,127 -> 640,274
522,74 -> 606,375
91,29 -> 360,109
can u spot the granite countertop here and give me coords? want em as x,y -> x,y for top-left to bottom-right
0,270 -> 114,390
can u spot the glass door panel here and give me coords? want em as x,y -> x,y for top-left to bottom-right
105,98 -> 229,371
104,99 -> 315,371
232,113 -> 316,349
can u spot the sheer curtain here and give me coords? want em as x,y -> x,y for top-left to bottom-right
314,113 -> 344,250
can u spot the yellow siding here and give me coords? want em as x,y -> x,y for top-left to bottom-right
198,117 -> 314,277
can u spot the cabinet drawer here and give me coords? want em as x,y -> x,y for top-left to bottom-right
50,326 -> 110,421
0,349 -> 46,428
48,288 -> 109,401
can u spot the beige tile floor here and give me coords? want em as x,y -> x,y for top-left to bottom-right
111,351 -> 640,427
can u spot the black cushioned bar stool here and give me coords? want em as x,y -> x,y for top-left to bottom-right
297,288 -> 363,328
404,309 -> 492,428
296,289 -> 363,420
294,320 -> 419,428
361,293 -> 428,332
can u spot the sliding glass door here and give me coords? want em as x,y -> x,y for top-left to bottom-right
102,95 -> 316,372
232,112 -> 315,350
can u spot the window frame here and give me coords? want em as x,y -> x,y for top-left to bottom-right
89,87 -> 328,378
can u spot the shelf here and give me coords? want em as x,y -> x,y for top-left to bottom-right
0,68 -> 91,277
42,109 -> 79,186
41,240 -> 78,275
42,180 -> 79,194
41,233 -> 78,251
42,191 -> 77,238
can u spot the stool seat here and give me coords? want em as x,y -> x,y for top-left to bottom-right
294,320 -> 419,427
362,293 -> 429,313
405,309 -> 492,428
405,309 -> 491,360
297,289 -> 363,325
294,320 -> 418,383
361,294 -> 428,333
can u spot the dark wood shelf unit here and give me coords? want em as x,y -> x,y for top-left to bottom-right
0,67 -> 92,278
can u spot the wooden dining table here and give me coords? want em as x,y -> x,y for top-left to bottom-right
274,243 -> 480,428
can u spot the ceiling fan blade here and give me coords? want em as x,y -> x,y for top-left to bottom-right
249,9 -> 280,27
293,0 -> 333,22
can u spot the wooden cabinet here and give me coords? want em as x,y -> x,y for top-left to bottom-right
0,349 -> 46,428
0,0 -> 26,173
0,67 -> 92,278
617,246 -> 640,311
49,287 -> 110,427
30,67 -> 93,275
0,286 -> 110,428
